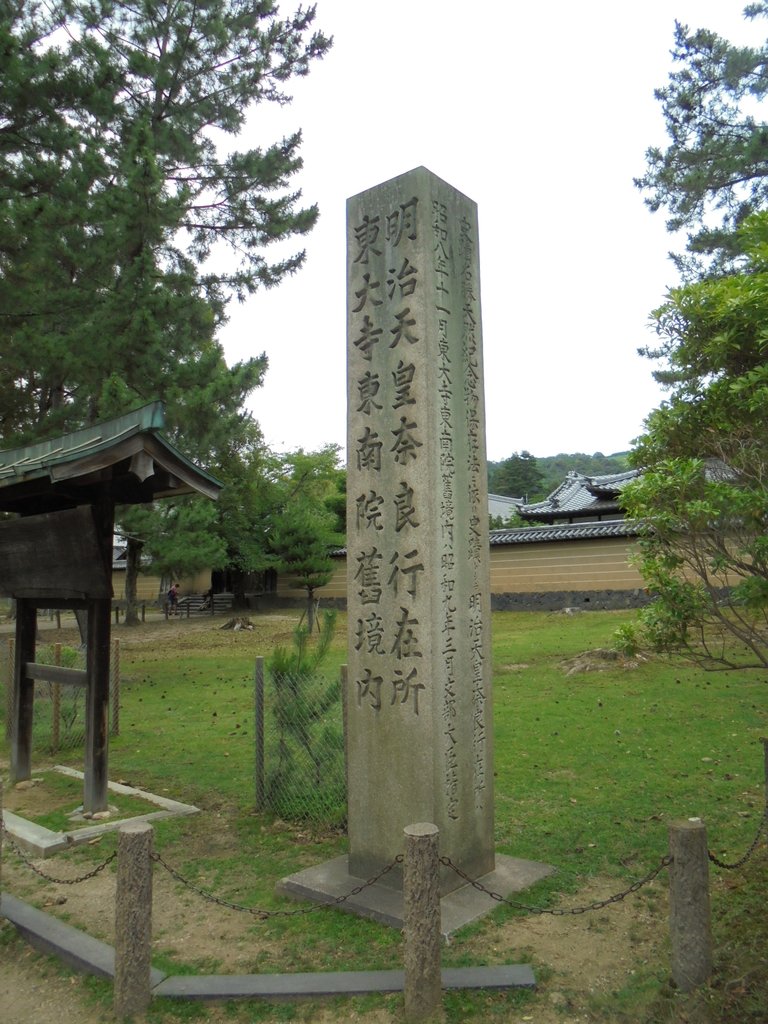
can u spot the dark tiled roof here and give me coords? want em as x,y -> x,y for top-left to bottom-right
587,469 -> 639,497
490,519 -> 646,545
331,518 -> 645,558
519,469 -> 640,521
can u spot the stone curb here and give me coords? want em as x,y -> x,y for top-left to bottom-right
155,964 -> 536,1000
1,892 -> 166,985
2,767 -> 200,858
2,892 -> 535,1000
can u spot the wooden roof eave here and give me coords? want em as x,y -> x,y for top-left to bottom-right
48,432 -> 222,502
0,403 -> 222,513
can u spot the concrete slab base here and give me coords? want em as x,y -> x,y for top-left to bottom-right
2,766 -> 199,858
276,853 -> 555,937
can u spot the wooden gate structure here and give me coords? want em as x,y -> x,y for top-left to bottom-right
0,403 -> 221,812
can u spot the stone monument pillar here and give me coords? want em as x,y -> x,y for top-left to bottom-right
346,166 -> 494,892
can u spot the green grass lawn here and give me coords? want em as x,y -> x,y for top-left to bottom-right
2,608 -> 766,1023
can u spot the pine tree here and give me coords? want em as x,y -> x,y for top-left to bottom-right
0,2 -> 332,619
635,4 -> 768,278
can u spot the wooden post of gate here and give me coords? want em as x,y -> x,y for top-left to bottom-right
10,600 -> 36,783
762,737 -> 768,804
84,594 -> 111,813
114,820 -> 154,1019
111,638 -> 121,737
5,638 -> 14,742
668,818 -> 712,992
403,822 -> 443,1022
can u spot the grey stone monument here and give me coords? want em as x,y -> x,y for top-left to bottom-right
346,166 -> 493,891
277,168 -> 552,930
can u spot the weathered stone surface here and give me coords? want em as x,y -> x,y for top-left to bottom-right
403,824 -> 442,1022
346,167 -> 493,891
668,818 -> 712,992
114,820 -> 153,1019
14,778 -> 44,790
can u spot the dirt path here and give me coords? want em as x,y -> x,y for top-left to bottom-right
0,931 -> 114,1024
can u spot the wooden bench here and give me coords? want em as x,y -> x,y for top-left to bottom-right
173,593 -> 234,618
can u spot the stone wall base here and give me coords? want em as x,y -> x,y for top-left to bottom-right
262,591 -> 653,615
491,589 -> 653,612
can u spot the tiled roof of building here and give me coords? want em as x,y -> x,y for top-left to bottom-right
490,519 -> 646,545
518,469 -> 640,522
488,492 -> 523,518
331,518 -> 646,558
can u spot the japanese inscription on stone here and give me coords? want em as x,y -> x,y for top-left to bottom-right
346,167 -> 494,889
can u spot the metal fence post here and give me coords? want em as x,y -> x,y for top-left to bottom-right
403,822 -> 443,1022
255,657 -> 265,810
114,820 -> 154,1019
668,817 -> 712,992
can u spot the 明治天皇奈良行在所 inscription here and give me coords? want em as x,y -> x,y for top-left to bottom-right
346,167 -> 493,893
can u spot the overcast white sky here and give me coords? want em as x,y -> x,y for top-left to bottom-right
220,1 -> 763,463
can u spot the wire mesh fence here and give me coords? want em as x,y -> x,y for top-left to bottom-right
2,635 -> 121,753
254,657 -> 346,827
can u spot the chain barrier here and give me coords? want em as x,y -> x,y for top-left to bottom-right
150,849 -> 404,918
439,853 -> 673,916
3,789 -> 765,917
1,821 -> 116,884
708,802 -> 768,870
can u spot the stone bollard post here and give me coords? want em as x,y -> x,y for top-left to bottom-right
114,820 -> 154,1019
403,823 -> 443,1022
668,818 -> 712,992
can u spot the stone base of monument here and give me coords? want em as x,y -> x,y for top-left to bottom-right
276,854 -> 555,938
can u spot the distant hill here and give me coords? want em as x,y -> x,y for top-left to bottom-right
536,452 -> 630,495
488,451 -> 630,503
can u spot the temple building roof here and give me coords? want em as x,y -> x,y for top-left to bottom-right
518,469 -> 640,524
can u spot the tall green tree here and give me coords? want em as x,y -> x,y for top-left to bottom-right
268,505 -> 338,632
2,0 -> 330,436
625,212 -> 768,669
0,1 -> 332,619
265,445 -> 343,631
489,451 -> 544,501
635,3 -> 768,278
